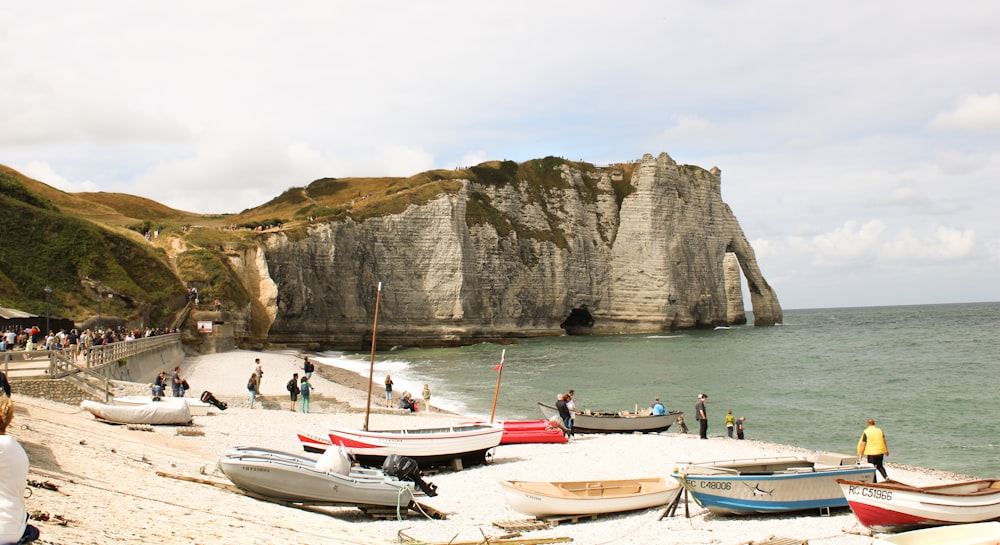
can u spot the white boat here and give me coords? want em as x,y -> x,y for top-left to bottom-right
81,399 -> 192,425
675,454 -> 876,515
499,477 -> 680,517
218,446 -> 418,507
113,396 -> 211,416
327,423 -> 504,467
837,478 -> 1000,533
874,521 -> 1000,545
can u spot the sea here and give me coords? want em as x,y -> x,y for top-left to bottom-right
314,302 -> 1000,478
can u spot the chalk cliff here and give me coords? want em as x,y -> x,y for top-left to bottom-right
230,153 -> 782,348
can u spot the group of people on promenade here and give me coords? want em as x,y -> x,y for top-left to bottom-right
1,325 -> 176,357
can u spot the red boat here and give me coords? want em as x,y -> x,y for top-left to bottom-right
467,420 -> 568,444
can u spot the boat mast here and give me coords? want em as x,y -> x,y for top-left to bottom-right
489,349 -> 505,423
363,282 -> 382,431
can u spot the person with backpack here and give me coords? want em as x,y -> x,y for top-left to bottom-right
287,373 -> 300,411
303,357 -> 314,379
299,375 -> 312,413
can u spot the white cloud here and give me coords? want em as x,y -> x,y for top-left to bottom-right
882,226 -> 975,262
809,220 -> 886,268
18,161 -> 100,193
929,93 -> 1000,131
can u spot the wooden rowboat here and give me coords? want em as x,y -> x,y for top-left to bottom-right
837,478 -> 1000,533
499,477 -> 680,517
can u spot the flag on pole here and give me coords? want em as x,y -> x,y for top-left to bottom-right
493,349 -> 505,371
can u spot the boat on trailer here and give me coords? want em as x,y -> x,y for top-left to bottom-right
537,401 -> 681,434
499,477 -> 680,517
675,454 -> 876,515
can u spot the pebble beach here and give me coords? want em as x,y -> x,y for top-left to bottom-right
9,349 -> 967,545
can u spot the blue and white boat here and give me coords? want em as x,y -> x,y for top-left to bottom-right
674,454 -> 876,515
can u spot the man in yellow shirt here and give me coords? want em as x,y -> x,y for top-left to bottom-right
858,418 -> 890,481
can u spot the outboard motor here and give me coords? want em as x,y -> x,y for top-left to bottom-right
382,454 -> 438,497
199,390 -> 228,410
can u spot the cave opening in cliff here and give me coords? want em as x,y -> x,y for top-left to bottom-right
560,306 -> 595,335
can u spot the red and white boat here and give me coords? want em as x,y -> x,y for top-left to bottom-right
326,423 -> 504,467
837,478 -> 1000,532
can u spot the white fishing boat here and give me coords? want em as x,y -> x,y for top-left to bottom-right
675,454 -> 876,515
81,399 -> 192,425
218,446 -> 419,507
874,521 -> 1000,545
327,423 -> 504,467
113,395 -> 211,416
499,477 -> 680,517
837,478 -> 1000,533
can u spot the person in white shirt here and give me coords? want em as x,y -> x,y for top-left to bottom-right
0,396 -> 39,544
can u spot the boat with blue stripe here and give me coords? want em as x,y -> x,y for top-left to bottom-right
674,454 -> 876,515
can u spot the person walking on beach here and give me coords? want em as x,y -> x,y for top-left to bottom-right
555,394 -> 573,437
421,383 -> 431,412
725,409 -> 735,438
1,396 -> 40,545
171,366 -> 184,397
858,418 -> 890,481
303,357 -> 314,380
287,373 -> 300,411
736,416 -> 746,440
253,358 -> 264,389
695,393 -> 709,439
247,373 -> 260,409
565,390 -> 577,436
300,375 -> 312,413
384,374 -> 394,407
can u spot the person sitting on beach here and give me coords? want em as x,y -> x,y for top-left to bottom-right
0,396 -> 40,545
399,392 -> 416,412
652,397 -> 666,415
676,415 -> 689,434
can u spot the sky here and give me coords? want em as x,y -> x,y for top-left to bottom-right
2,2 -> 999,310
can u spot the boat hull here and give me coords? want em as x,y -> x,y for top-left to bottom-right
677,456 -> 876,515
219,446 -> 416,507
837,479 -> 1000,533
537,402 -> 680,433
873,521 -> 1000,545
500,477 -> 680,517
114,396 -> 211,416
81,399 -> 192,425
327,423 -> 504,467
